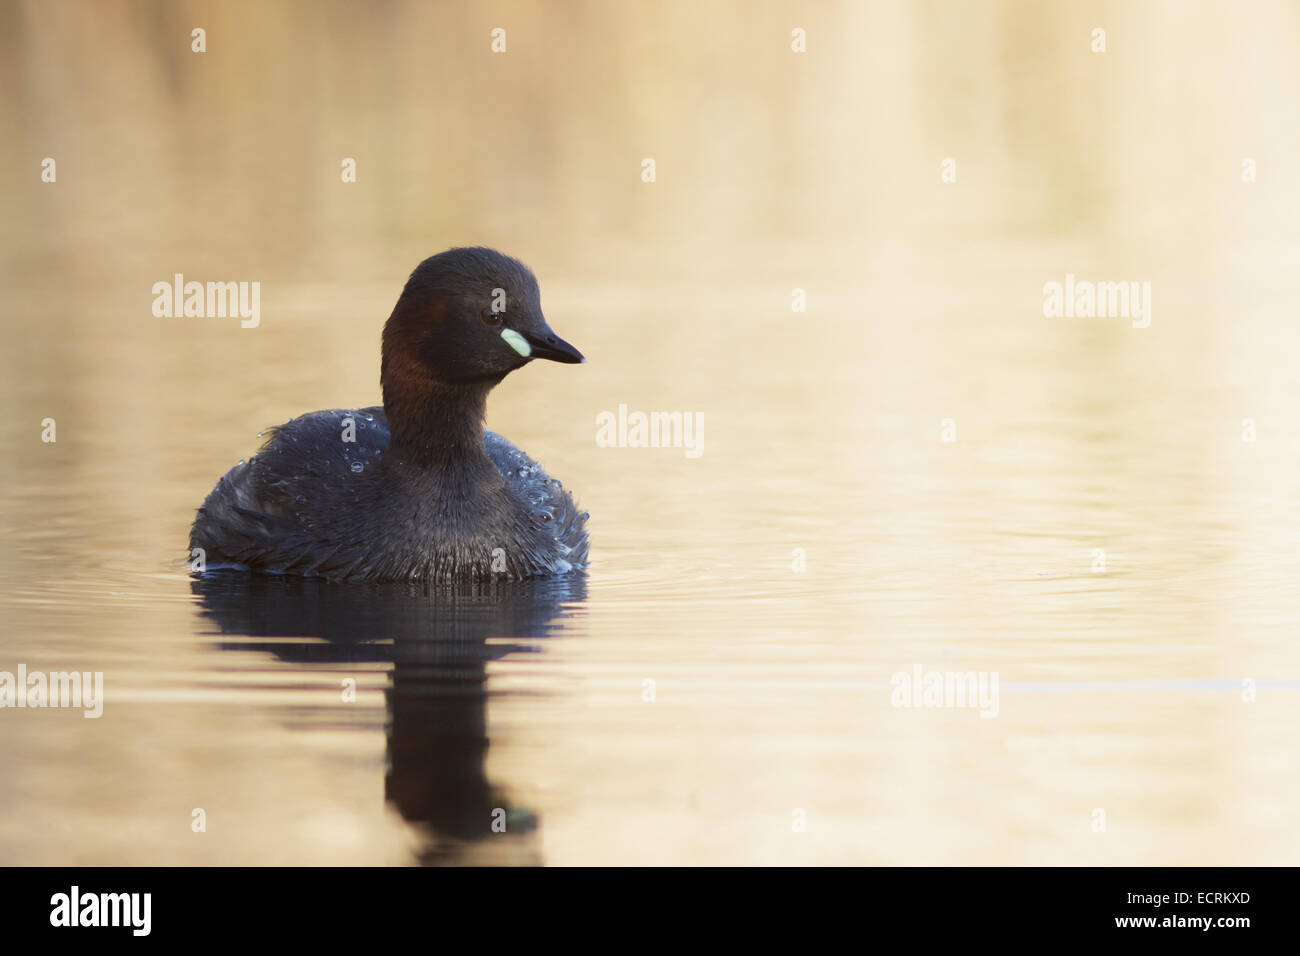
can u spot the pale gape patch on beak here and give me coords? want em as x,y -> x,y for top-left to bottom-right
500,328 -> 532,357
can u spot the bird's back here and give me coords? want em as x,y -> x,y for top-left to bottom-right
189,407 -> 588,581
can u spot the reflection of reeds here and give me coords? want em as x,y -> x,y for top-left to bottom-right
8,0 -> 1294,289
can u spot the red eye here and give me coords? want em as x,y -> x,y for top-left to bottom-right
481,309 -> 502,327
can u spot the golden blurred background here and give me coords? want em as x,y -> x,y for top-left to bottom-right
1,0 -> 1298,865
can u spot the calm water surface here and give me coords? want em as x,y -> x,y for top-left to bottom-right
3,263 -> 1298,865
2,0 -> 1299,865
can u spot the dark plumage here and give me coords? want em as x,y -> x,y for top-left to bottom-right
189,248 -> 589,583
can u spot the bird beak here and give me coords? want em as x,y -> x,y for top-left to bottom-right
520,322 -> 585,364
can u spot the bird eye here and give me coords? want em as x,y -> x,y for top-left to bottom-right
480,309 -> 502,327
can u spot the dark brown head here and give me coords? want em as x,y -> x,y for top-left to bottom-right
381,247 -> 583,402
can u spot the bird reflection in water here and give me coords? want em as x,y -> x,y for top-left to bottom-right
190,572 -> 587,865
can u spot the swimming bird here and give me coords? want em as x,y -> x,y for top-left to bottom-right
189,247 -> 589,583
